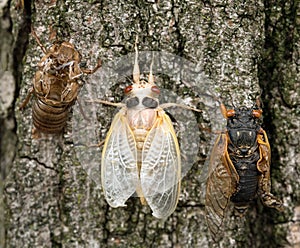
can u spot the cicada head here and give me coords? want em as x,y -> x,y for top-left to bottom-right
55,42 -> 81,65
221,103 -> 263,155
221,103 -> 262,127
132,36 -> 160,94
124,36 -> 160,109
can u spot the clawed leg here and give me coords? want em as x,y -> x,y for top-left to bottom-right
87,140 -> 105,148
85,99 -> 125,108
81,59 -> 102,74
77,96 -> 90,121
32,127 -> 41,139
20,87 -> 34,110
31,26 -> 47,54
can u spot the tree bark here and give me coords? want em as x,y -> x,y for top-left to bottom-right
1,0 -> 299,247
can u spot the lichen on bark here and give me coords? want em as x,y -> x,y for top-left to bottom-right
1,0 -> 299,247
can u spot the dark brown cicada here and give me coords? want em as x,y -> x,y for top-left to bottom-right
205,103 -> 283,240
20,28 -> 101,138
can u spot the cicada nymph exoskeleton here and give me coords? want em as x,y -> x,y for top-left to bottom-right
20,27 -> 101,138
90,37 -> 201,219
205,103 -> 283,240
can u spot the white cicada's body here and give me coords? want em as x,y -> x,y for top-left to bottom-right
98,39 -> 181,219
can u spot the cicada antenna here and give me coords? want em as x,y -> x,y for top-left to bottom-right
255,90 -> 264,109
228,93 -> 236,109
133,35 -> 140,84
148,52 -> 154,85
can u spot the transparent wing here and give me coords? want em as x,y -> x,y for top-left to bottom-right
140,111 -> 181,219
101,111 -> 138,207
205,133 -> 237,240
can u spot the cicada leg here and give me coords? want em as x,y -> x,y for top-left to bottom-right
85,99 -> 125,108
81,59 -> 102,74
87,140 -> 105,148
20,87 -> 34,110
31,27 -> 47,54
257,130 -> 284,211
76,96 -> 90,122
160,102 -> 202,113
32,126 -> 41,139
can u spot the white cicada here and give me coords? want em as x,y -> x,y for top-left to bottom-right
92,38 -> 198,219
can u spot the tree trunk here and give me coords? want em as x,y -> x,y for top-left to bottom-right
1,0 -> 299,247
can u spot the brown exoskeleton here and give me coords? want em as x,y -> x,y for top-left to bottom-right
20,28 -> 101,138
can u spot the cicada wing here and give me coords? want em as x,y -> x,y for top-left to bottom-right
101,111 -> 139,207
205,133 -> 237,239
140,111 -> 181,219
257,130 -> 283,211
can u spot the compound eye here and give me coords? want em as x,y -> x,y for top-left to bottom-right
252,109 -> 262,118
124,85 -> 133,94
151,85 -> 160,95
226,109 -> 235,118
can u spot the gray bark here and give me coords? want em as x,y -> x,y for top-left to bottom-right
0,0 -> 299,247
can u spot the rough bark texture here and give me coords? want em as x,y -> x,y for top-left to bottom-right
0,0 -> 299,247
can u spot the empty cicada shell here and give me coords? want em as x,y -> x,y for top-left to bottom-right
205,103 -> 284,240
20,28 -> 101,138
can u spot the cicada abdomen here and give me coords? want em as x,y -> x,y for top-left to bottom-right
31,97 -> 69,134
205,103 -> 283,240
20,28 -> 101,138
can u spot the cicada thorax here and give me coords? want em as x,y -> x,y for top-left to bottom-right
225,107 -> 263,214
127,109 -> 157,151
124,81 -> 161,204
126,94 -> 159,148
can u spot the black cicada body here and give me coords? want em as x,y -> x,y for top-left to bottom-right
205,103 -> 283,239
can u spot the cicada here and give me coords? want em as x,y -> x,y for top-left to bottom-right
91,38 -> 200,219
20,27 -> 101,138
205,103 -> 284,239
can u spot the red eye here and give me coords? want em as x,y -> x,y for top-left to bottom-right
226,109 -> 235,118
151,85 -> 160,94
252,109 -> 262,118
220,104 -> 235,119
124,85 -> 133,94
